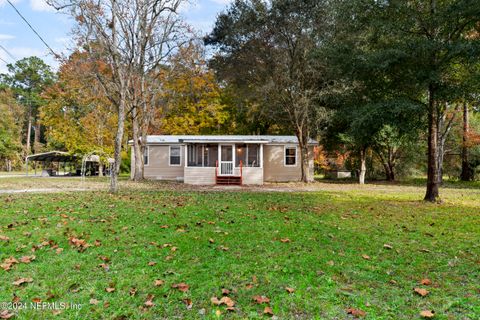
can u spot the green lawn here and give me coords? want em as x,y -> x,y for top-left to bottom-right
0,184 -> 479,319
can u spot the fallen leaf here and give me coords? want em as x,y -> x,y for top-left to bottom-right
0,310 -> 14,319
421,279 -> 432,286
383,244 -> 393,250
4,257 -> 18,265
183,298 -> 193,309
280,238 -> 290,243
414,288 -> 429,297
0,235 -> 9,241
221,288 -> 230,295
19,256 -> 36,264
209,238 -> 215,243
148,261 -> 156,266
98,263 -> 109,271
346,307 -> 366,318
69,237 -> 90,252
154,279 -> 164,287
285,287 -> 295,293
105,287 -> 115,293
90,299 -> 99,305
32,297 -> 42,303
264,306 -> 274,316
55,248 -> 64,254
252,295 -> 270,304
221,297 -> 235,307
420,310 -> 435,318
211,296 -> 235,307
13,278 -> 33,286
129,287 -> 137,296
215,309 -> 221,317
172,283 -> 189,292
144,295 -> 155,308
362,254 -> 371,260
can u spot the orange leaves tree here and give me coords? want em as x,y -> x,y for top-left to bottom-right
154,41 -> 229,135
41,51 -> 116,160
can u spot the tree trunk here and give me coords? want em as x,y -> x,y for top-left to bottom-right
359,148 -> 366,185
436,136 -> 444,185
26,112 -> 32,156
33,120 -> 41,154
98,162 -> 104,177
424,86 -> 440,202
131,106 -> 144,181
460,102 -> 473,181
296,130 -> 310,183
110,95 -> 126,193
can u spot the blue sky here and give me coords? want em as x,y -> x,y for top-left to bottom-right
0,0 -> 232,73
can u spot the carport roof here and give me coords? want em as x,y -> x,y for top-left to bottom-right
26,151 -> 77,162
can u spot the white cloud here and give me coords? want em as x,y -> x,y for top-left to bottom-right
0,34 -> 15,41
30,0 -> 55,12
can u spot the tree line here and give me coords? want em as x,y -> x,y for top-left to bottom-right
0,0 -> 479,201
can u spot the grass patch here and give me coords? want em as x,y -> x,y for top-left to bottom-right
0,186 -> 479,319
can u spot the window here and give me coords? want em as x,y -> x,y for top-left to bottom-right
169,146 -> 181,166
285,146 -> 296,166
247,144 -> 260,167
143,147 -> 149,166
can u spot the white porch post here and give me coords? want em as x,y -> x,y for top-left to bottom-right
217,143 -> 221,167
184,144 -> 188,167
260,144 -> 264,168
232,144 -> 236,168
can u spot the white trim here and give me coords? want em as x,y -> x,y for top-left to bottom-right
284,145 -> 297,167
169,145 -> 182,166
184,144 -> 188,168
144,146 -> 150,167
260,144 -> 263,168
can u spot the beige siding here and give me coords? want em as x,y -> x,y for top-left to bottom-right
263,145 -> 314,182
184,167 -> 216,185
144,145 -> 185,180
242,167 -> 263,185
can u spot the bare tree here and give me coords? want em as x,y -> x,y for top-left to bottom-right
50,0 -> 187,191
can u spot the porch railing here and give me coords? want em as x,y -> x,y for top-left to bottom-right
215,160 -> 243,185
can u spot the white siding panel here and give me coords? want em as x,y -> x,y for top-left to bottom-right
242,167 -> 263,185
184,167 -> 216,185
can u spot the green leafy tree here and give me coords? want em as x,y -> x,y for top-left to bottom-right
0,56 -> 55,155
325,0 -> 480,201
0,89 -> 23,170
206,0 -> 330,182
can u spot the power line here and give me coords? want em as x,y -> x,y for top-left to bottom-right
0,56 -> 9,64
5,0 -> 60,59
0,44 -> 16,61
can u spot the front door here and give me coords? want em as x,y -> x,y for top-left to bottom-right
219,145 -> 234,175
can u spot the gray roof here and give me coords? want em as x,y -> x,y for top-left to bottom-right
143,135 -> 317,145
26,151 -> 77,162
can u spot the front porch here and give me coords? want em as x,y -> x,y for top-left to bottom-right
183,142 -> 264,185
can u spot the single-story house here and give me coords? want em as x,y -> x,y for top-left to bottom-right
131,135 -> 317,185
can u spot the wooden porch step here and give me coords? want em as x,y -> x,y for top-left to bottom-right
216,176 -> 242,185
